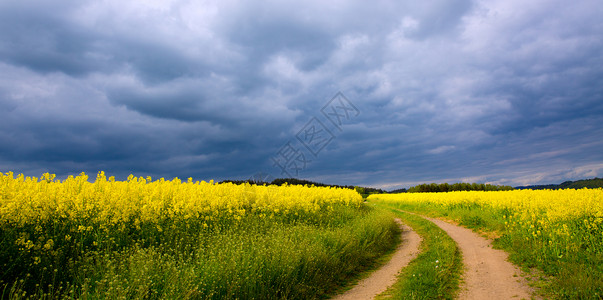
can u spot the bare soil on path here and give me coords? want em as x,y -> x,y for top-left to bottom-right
424,216 -> 535,300
332,219 -> 422,300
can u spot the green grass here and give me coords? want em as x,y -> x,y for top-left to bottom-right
327,207 -> 403,296
374,204 -> 462,300
1,205 -> 400,299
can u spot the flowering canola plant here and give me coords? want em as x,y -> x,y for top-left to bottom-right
0,171 -> 364,298
370,189 -> 603,250
371,188 -> 603,219
1,171 -> 361,226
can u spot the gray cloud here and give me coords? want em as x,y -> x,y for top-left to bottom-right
1,0 -> 602,188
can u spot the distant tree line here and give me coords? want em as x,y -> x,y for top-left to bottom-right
404,182 -> 514,193
515,177 -> 603,190
352,186 -> 386,198
219,178 -> 385,196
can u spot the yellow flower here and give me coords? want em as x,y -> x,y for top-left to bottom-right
43,239 -> 54,251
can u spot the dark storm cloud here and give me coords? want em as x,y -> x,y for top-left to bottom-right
1,0 -> 602,188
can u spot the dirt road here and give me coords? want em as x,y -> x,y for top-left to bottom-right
424,216 -> 534,299
332,219 -> 422,300
332,213 -> 535,300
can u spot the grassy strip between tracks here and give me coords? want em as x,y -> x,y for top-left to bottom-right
373,203 -> 462,300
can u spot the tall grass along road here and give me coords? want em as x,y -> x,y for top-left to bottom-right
333,218 -> 421,300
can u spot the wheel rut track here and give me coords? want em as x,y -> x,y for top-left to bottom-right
423,216 -> 534,300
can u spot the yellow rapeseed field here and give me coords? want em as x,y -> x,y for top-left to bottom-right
1,171 -> 362,227
1,171 -> 394,299
371,189 -> 603,236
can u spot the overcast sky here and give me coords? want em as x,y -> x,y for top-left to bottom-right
1,0 -> 602,189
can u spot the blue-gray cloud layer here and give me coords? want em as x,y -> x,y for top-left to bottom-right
1,0 -> 602,189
